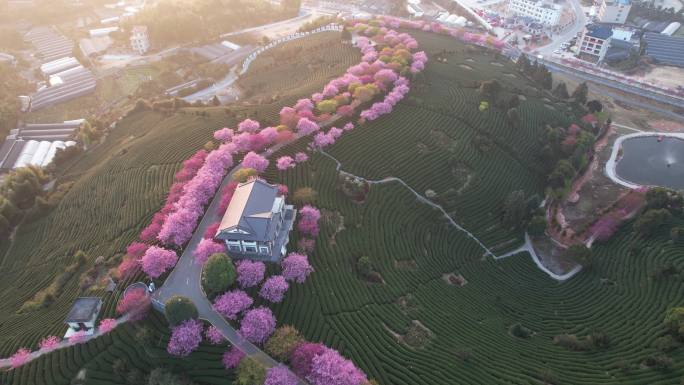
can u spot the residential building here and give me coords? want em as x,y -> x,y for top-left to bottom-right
643,32 -> 684,67
597,0 -> 631,24
578,23 -> 613,62
64,297 -> 102,337
215,179 -> 297,263
130,25 -> 150,55
508,0 -> 561,26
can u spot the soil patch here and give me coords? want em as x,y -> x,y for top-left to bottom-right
322,209 -> 345,246
490,62 -> 504,67
385,320 -> 434,349
395,259 -> 417,270
442,273 -> 467,286
459,64 -> 473,70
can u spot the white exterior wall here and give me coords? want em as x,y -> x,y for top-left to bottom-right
579,31 -> 610,61
130,29 -> 150,54
598,0 -> 631,24
508,0 -> 561,26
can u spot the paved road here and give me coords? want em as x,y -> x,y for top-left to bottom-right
537,0 -> 587,56
154,138 -> 308,383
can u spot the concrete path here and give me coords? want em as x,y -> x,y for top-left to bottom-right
154,136 -> 308,384
317,150 -> 581,281
0,315 -> 130,369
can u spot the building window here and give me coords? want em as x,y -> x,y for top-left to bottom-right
245,246 -> 257,253
229,245 -> 241,252
259,246 -> 269,254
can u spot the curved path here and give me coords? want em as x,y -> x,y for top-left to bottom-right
0,315 -> 130,369
605,132 -> 684,189
153,137 -> 308,384
318,151 -> 581,281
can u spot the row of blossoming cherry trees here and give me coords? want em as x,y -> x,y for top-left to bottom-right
6,15 -> 512,385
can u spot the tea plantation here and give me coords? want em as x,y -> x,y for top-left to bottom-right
261,31 -> 684,384
2,26 -> 684,385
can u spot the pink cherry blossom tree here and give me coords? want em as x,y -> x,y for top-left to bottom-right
294,98 -> 314,112
194,238 -> 226,265
117,286 -> 151,321
259,275 -> 289,303
238,119 -> 260,133
280,106 -> 300,128
265,365 -> 299,385
223,346 -> 245,369
236,260 -> 266,288
141,246 -> 178,279
167,319 -> 203,357
277,156 -> 295,170
205,325 -> 225,345
307,348 -> 368,385
242,151 -> 269,173
282,253 -> 314,283
291,342 -> 326,378
213,289 -> 254,320
38,336 -> 60,351
298,205 -> 321,237
239,307 -> 276,345
294,152 -> 309,163
10,348 -> 31,369
214,127 -> 234,142
98,318 -> 117,334
296,117 -> 320,135
117,257 -> 140,279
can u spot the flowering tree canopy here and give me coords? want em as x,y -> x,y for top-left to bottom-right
282,253 -> 314,283
205,325 -> 225,345
10,348 -> 31,369
236,260 -> 266,288
265,365 -> 299,385
98,318 -> 117,334
167,319 -> 203,357
223,346 -> 245,369
307,348 -> 368,385
158,144 -> 235,247
38,336 -> 60,351
117,257 -> 140,280
194,238 -> 226,265
126,242 -> 149,258
259,275 -> 289,303
291,342 -> 326,378
294,98 -> 314,112
213,290 -> 253,320
276,156 -> 295,171
296,118 -> 320,136
242,151 -> 269,173
141,246 -> 178,279
214,127 -> 234,142
298,205 -> 321,237
238,119 -> 260,133
116,286 -> 151,321
239,307 -> 276,345
294,152 -> 309,163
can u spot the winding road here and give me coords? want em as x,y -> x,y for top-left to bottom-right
153,137 -> 308,384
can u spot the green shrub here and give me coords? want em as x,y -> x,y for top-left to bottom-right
235,357 -> 266,385
202,253 -> 236,298
264,325 -> 304,362
164,296 -> 198,326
